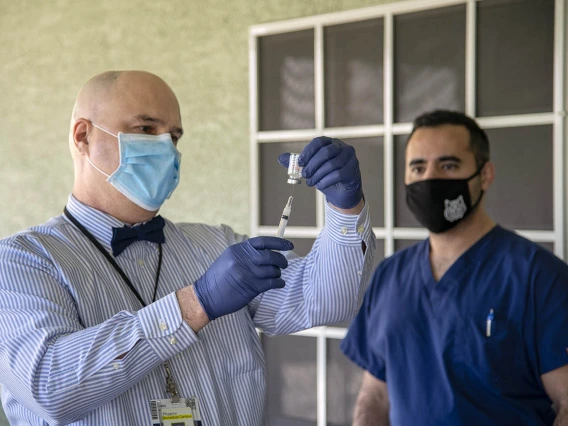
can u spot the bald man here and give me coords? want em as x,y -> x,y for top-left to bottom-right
0,71 -> 376,425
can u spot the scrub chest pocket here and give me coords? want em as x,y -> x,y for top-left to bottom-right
455,312 -> 525,393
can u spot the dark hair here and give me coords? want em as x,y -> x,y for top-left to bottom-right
408,110 -> 490,168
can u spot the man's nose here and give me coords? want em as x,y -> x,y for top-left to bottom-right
422,165 -> 438,180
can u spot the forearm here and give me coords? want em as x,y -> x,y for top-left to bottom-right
1,293 -> 198,424
554,402 -> 568,426
250,202 -> 376,335
353,390 -> 390,426
1,316 -> 159,424
32,338 -> 163,424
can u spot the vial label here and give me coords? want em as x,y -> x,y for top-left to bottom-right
288,153 -> 303,180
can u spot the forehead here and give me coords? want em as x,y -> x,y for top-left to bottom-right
104,75 -> 181,126
406,124 -> 473,161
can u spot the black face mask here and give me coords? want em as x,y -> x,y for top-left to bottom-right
405,167 -> 485,234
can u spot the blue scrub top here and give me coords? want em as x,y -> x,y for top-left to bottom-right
341,226 -> 568,426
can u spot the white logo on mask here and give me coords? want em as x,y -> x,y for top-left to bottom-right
443,195 -> 467,222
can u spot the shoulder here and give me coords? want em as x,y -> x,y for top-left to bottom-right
493,226 -> 564,264
0,215 -> 70,256
490,226 -> 568,280
375,240 -> 426,278
366,240 -> 427,300
0,216 -> 75,276
166,220 -> 247,249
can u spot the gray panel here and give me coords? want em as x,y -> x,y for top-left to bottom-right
0,405 -> 7,426
324,19 -> 384,127
394,135 -> 422,228
259,30 -> 315,131
477,0 -> 554,117
287,238 -> 316,257
331,239 -> 384,328
395,239 -> 423,252
260,142 -> 317,227
484,126 -> 553,230
342,137 -> 384,227
264,335 -> 317,426
326,339 -> 365,426
539,242 -> 554,253
394,5 -> 466,123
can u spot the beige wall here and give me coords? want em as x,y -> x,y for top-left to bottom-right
0,0 -> 396,238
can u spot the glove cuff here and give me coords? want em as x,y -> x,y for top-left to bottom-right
192,279 -> 217,321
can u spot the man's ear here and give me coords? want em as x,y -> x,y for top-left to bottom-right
73,118 -> 91,155
480,161 -> 495,191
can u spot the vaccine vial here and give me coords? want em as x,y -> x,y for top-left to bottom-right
287,153 -> 303,184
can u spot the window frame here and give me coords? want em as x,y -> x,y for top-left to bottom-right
249,1 -> 567,424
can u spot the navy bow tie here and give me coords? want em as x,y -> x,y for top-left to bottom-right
111,216 -> 166,256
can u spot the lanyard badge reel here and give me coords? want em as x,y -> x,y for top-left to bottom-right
149,362 -> 203,426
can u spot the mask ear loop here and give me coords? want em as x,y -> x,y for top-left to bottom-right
80,122 -> 119,179
86,156 -> 111,178
468,161 -> 488,209
91,122 -> 119,138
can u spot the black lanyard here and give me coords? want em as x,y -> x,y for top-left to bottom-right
63,207 -> 162,308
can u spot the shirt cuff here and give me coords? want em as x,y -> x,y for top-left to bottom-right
137,292 -> 199,361
324,200 -> 374,246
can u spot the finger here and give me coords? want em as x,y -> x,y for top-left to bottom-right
301,143 -> 341,179
250,265 -> 282,279
252,250 -> 289,269
248,236 -> 294,252
278,153 -> 290,168
306,145 -> 353,187
313,169 -> 343,192
257,277 -> 286,293
298,136 -> 333,167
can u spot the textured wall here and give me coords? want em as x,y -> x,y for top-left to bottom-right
0,0 -> 396,238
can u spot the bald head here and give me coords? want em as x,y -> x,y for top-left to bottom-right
69,70 -> 183,223
71,71 -> 179,123
71,71 -> 121,122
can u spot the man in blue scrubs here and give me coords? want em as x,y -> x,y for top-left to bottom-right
341,110 -> 568,426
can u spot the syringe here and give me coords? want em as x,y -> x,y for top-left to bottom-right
276,196 -> 293,238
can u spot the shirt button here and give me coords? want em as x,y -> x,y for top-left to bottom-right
357,225 -> 365,234
138,259 -> 145,266
160,322 -> 168,331
340,227 -> 348,235
357,271 -> 362,276
113,362 -> 119,370
169,336 -> 178,345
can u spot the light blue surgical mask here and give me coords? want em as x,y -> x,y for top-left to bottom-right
87,123 -> 182,211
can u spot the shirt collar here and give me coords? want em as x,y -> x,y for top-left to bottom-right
65,194 -> 128,249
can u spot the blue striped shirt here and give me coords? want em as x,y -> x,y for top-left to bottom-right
0,195 -> 375,425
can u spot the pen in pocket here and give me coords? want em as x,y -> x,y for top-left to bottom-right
486,308 -> 494,337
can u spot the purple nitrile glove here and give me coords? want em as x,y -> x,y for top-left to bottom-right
278,136 -> 363,209
193,236 -> 294,321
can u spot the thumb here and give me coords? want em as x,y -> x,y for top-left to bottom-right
278,153 -> 290,168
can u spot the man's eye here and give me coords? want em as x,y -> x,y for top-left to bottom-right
138,126 -> 152,133
442,163 -> 458,170
411,167 -> 424,174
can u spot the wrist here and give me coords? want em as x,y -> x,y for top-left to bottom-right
330,197 -> 365,215
176,285 -> 210,333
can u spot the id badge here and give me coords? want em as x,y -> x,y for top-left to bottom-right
150,397 -> 203,426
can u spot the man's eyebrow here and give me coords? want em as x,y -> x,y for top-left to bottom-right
408,156 -> 462,166
437,155 -> 461,163
131,114 -> 184,136
408,158 -> 426,166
